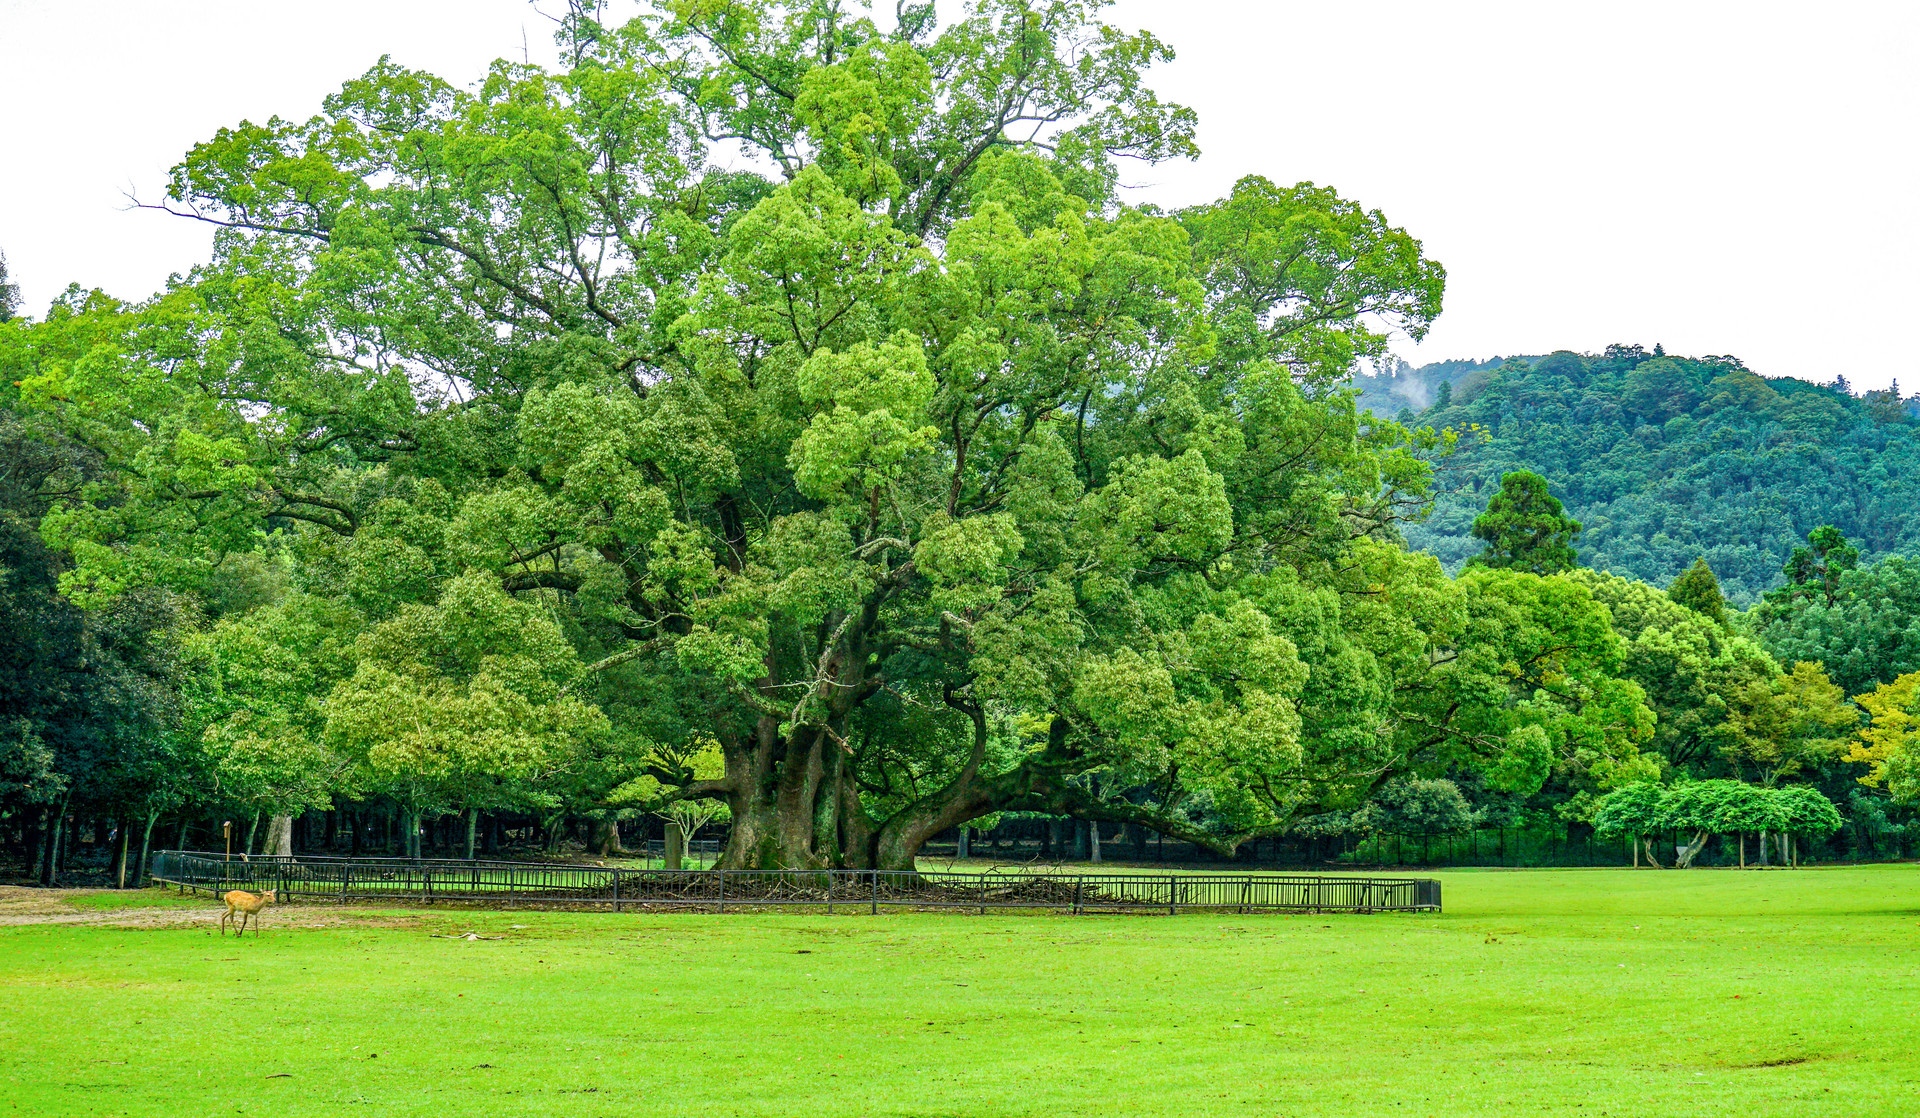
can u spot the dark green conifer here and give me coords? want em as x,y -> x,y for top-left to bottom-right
1463,470 -> 1582,575
1668,558 -> 1728,625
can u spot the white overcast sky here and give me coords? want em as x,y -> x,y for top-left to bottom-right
2,1 -> 1914,389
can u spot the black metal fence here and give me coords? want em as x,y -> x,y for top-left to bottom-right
149,851 -> 1439,914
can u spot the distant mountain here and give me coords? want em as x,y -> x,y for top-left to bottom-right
1369,345 -> 1920,603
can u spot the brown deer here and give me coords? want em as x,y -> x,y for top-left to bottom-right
219,889 -> 276,937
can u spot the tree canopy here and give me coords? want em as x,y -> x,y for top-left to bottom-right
1462,470 -> 1582,575
6,0 -> 1530,871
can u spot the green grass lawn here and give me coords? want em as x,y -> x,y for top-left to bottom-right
2,866 -> 1915,1117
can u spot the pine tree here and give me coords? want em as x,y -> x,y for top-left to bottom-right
1463,470 -> 1583,575
1668,558 -> 1728,625
1767,526 -> 1859,607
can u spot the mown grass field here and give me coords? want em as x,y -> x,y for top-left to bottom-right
1,866 -> 1915,1117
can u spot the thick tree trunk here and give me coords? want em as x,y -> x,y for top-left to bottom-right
589,816 -> 623,857
113,818 -> 130,888
955,826 -> 970,860
41,794 -> 70,886
716,697 -> 998,872
1675,830 -> 1708,868
136,812 -> 158,889
39,814 -> 58,886
266,814 -> 295,859
1639,836 -> 1662,868
1088,820 -> 1102,863
1757,828 -> 1769,867
21,807 -> 44,881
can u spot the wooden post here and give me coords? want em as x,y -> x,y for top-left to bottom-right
665,822 -> 685,870
871,870 -> 878,916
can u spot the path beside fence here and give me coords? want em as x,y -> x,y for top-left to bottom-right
150,851 -> 1440,915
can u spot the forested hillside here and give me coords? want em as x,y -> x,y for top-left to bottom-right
1359,348 -> 1920,601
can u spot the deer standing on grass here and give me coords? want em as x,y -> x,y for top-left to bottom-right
219,889 -> 275,936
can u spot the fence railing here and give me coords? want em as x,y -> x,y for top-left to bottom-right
149,851 -> 1440,914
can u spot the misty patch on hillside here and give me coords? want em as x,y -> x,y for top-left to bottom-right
1355,355 -> 1543,418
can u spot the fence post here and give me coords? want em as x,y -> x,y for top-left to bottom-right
871,870 -> 878,916
1072,878 -> 1081,916
1168,875 -> 1176,916
425,868 -> 433,905
612,868 -> 622,913
717,869 -> 726,913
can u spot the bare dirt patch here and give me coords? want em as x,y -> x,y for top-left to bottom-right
0,886 -> 424,930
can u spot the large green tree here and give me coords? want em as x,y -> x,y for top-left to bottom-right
6,1 -> 1586,872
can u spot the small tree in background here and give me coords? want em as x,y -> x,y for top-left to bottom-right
1772,785 -> 1842,866
1711,781 -> 1785,868
1721,660 -> 1857,787
1463,470 -> 1583,574
1766,525 -> 1859,608
1667,558 -> 1728,626
1659,781 -> 1740,867
1593,782 -> 1667,867
1851,670 -> 1920,803
1353,778 -> 1473,864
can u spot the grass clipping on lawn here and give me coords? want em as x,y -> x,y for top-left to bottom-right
1,866 -> 1915,1117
